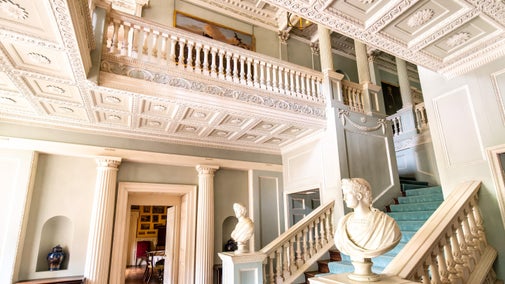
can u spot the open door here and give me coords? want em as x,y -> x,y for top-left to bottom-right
164,206 -> 177,283
287,189 -> 320,227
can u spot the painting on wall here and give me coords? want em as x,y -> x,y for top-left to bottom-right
382,82 -> 403,115
137,205 -> 167,237
174,11 -> 254,50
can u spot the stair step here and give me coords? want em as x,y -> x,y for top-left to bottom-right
397,193 -> 443,204
329,249 -> 341,261
397,220 -> 426,231
402,183 -> 428,190
399,179 -> 430,186
404,186 -> 442,196
388,210 -> 435,221
389,201 -> 442,212
317,259 -> 330,273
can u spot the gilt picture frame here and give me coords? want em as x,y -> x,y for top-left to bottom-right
174,11 -> 254,51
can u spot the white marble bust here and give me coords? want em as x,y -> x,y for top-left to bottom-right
334,178 -> 401,281
231,203 -> 254,254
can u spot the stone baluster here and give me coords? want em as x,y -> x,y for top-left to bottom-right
295,71 -> 301,94
177,39 -> 186,67
110,20 -> 120,53
296,232 -> 304,267
131,25 -> 140,58
278,67 -> 284,92
84,157 -> 121,284
429,248 -> 442,283
202,45 -> 210,74
150,31 -> 159,60
169,36 -> 177,64
275,248 -> 283,283
121,23 -> 130,56
239,56 -> 246,84
282,243 -> 290,278
210,47 -> 218,77
141,28 -> 150,56
437,241 -> 450,283
272,65 -> 278,92
259,61 -> 266,88
225,52 -> 232,80
266,63 -> 272,90
309,222 -> 315,256
218,50 -> 225,79
246,58 -> 253,86
232,54 -> 239,82
268,253 -> 275,283
289,70 -> 295,94
186,41 -> 194,69
160,33 -> 168,61
289,238 -> 296,272
253,59 -> 259,87
194,165 -> 219,284
194,43 -> 202,72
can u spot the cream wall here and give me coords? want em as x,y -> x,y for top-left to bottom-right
418,59 -> 505,279
18,154 -> 96,281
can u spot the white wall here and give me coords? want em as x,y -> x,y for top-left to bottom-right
418,58 -> 505,279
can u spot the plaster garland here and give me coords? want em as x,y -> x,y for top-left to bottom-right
338,109 -> 387,134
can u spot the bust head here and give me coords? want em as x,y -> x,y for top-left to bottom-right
341,178 -> 372,209
233,203 -> 247,218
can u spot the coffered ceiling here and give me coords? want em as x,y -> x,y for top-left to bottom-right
0,0 -> 504,155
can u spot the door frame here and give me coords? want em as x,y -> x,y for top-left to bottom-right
109,182 -> 197,284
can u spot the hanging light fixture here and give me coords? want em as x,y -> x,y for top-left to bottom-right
286,12 -> 313,31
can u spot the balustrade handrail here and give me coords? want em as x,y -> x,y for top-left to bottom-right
260,200 -> 334,254
384,180 -> 497,283
103,9 -> 325,103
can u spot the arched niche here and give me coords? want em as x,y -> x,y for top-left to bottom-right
222,216 -> 237,251
36,216 -> 72,271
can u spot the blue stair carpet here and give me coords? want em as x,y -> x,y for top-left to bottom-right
322,183 -> 443,276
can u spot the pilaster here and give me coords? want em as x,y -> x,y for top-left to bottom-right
84,157 -> 121,284
194,165 -> 220,284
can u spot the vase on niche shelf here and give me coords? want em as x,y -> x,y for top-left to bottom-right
47,245 -> 65,271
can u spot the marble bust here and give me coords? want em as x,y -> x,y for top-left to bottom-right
334,178 -> 401,281
231,203 -> 254,254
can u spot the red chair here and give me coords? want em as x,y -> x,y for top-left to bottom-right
136,241 -> 151,266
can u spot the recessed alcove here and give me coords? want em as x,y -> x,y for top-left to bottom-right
222,216 -> 238,251
36,216 -> 72,272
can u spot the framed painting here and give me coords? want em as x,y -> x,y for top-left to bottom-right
381,81 -> 403,115
174,11 -> 254,51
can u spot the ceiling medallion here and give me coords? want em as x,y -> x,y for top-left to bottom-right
152,104 -> 167,111
184,126 -> 196,132
28,52 -> 51,64
446,32 -> 471,48
407,9 -> 435,28
0,96 -> 16,103
216,131 -> 228,136
107,114 -> 121,120
245,135 -> 256,140
290,127 -> 301,133
261,123 -> 273,129
105,96 -> 121,103
193,111 -> 206,118
148,121 -> 161,126
46,85 -> 65,94
230,118 -> 242,124
58,106 -> 74,113
0,0 -> 29,20
360,0 -> 376,4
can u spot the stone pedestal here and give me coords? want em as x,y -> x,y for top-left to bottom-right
309,273 -> 418,284
218,252 -> 266,284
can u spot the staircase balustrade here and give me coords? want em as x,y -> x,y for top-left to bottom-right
341,80 -> 365,113
414,102 -> 428,131
383,180 -> 498,284
101,9 -> 324,103
259,201 -> 335,283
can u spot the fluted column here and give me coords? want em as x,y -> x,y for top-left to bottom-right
84,157 -> 121,284
354,40 -> 371,84
195,165 -> 220,284
317,25 -> 333,72
395,57 -> 413,108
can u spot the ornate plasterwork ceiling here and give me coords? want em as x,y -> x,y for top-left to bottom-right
195,0 -> 505,77
1,0 -> 504,156
0,0 -> 325,155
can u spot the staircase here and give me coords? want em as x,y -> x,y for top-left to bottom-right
304,178 -> 444,282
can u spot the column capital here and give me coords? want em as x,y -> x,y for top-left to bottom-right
95,156 -> 121,168
278,30 -> 290,44
310,41 -> 320,55
196,165 -> 219,175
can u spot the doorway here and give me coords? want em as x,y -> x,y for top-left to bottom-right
287,189 -> 320,227
110,183 -> 197,284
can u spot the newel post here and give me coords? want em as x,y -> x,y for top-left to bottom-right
218,252 -> 267,284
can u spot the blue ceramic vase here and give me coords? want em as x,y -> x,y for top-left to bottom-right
47,245 -> 65,271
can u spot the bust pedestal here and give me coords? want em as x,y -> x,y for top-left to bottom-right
308,273 -> 418,284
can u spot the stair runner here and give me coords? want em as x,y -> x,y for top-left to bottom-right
309,180 -> 444,279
